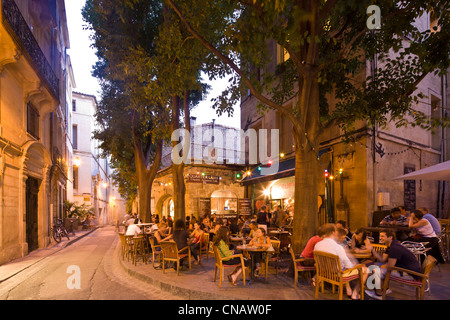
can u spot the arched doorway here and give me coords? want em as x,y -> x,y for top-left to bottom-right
162,198 -> 174,219
22,141 -> 52,252
156,194 -> 174,219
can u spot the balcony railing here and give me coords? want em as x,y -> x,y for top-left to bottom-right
1,0 -> 59,99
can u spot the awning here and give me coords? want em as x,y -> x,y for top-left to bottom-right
392,160 -> 450,181
240,147 -> 332,186
241,157 -> 295,186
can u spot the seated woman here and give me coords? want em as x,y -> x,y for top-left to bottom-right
214,226 -> 249,286
189,222 -> 205,264
248,227 -> 271,277
350,228 -> 371,254
407,210 -> 445,264
154,222 -> 173,244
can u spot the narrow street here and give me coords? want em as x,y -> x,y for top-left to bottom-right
0,226 -> 181,300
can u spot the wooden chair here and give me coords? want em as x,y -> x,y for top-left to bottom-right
149,237 -> 163,268
132,236 -> 148,265
382,255 -> 437,300
289,246 -> 315,287
372,244 -> 387,255
160,241 -> 191,275
313,251 -> 364,300
264,239 -> 281,280
124,235 -> 135,262
118,233 -> 127,260
208,240 -> 215,258
212,245 -> 246,288
198,232 -> 210,261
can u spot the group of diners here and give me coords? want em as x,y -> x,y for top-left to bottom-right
298,209 -> 443,299
122,212 -> 276,277
377,206 -> 444,264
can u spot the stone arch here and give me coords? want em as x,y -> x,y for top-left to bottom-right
21,140 -> 52,180
155,193 -> 173,219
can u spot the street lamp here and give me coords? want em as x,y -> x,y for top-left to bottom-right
73,157 -> 81,167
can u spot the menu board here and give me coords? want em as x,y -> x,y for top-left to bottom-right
238,198 -> 252,216
404,166 -> 416,211
198,198 -> 211,217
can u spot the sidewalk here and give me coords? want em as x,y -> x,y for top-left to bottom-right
0,226 -> 99,283
116,230 -> 450,300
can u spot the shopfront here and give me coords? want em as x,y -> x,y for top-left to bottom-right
152,164 -> 246,220
242,157 -> 296,217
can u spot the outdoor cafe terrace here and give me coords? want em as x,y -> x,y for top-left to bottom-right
117,218 -> 450,300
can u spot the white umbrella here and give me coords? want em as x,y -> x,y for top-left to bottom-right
392,160 -> 450,181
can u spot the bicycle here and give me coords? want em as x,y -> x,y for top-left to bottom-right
52,219 -> 70,243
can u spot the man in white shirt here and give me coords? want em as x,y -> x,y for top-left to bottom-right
126,219 -> 142,237
314,223 -> 367,300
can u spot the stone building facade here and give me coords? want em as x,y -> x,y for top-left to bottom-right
71,92 -> 126,226
0,0 -> 72,264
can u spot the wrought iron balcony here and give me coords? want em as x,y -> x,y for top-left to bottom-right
1,0 -> 59,99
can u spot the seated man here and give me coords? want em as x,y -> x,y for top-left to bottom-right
314,223 -> 368,300
364,229 -> 421,299
125,219 -> 142,237
379,207 -> 408,227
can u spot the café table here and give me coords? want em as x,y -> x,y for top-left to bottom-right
236,244 -> 275,281
136,223 -> 154,234
352,252 -> 373,260
229,236 -> 252,244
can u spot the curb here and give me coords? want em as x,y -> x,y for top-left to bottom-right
117,244 -> 244,300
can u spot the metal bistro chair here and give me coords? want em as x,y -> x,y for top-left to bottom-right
289,246 -> 316,288
313,251 -> 364,300
438,219 -> 450,261
160,241 -> 191,275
